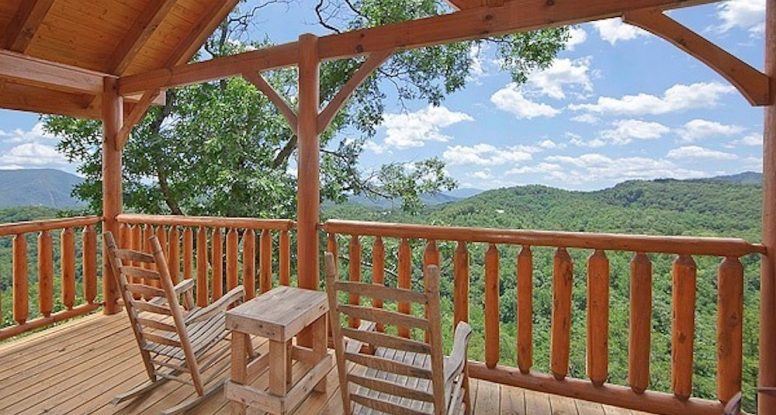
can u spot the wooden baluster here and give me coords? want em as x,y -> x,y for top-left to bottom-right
348,235 -> 362,328
130,224 -> 142,299
373,236 -> 385,332
454,241 -> 469,328
61,227 -> 75,310
143,225 -> 157,289
183,227 -> 194,280
423,240 -> 440,343
38,230 -> 53,318
517,245 -> 533,374
672,254 -> 697,400
226,228 -> 239,291
168,225 -> 180,284
212,227 -> 223,300
551,247 -> 573,380
327,233 -> 339,276
119,223 -> 130,248
196,226 -> 208,307
717,256 -> 744,403
83,224 -> 97,304
243,229 -> 256,299
398,238 -> 412,338
587,249 -> 610,386
280,230 -> 290,286
156,224 -> 167,260
485,243 -> 500,369
13,233 -> 28,325
260,229 -> 272,293
629,252 -> 652,394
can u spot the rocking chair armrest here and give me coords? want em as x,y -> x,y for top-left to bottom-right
345,320 -> 377,354
444,322 -> 473,384
186,286 -> 244,324
761,387 -> 776,396
173,279 -> 195,296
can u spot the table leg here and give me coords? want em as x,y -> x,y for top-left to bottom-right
231,331 -> 249,415
312,314 -> 327,392
286,339 -> 293,386
270,339 -> 289,396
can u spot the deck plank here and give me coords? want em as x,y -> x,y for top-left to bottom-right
0,313 -> 659,415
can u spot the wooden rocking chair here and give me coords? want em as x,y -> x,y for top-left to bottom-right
324,252 -> 473,415
104,232 -> 248,415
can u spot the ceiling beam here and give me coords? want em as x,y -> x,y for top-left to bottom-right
106,0 -> 179,75
0,50 -> 107,95
1,0 -> 56,52
118,0 -> 718,95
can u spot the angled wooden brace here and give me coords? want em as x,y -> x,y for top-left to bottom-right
317,49 -> 394,134
623,8 -> 771,107
117,89 -> 161,148
243,71 -> 298,135
444,0 -> 504,10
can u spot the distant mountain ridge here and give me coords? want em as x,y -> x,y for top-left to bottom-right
0,169 -> 84,209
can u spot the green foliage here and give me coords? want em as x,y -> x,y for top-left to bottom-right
325,178 -> 763,411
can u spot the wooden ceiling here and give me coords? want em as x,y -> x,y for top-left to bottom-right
0,0 -> 238,118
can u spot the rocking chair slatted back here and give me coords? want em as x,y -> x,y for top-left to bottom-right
325,252 -> 472,415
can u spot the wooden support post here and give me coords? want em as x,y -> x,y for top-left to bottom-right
296,33 -> 320,347
760,0 -> 776,410
102,77 -> 123,315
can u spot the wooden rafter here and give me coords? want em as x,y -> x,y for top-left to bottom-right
317,49 -> 394,134
106,0 -> 179,75
243,71 -> 298,133
118,0 -> 719,96
623,8 -> 771,106
1,0 -> 55,52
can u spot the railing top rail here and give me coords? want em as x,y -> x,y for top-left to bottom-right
0,215 -> 102,237
117,214 -> 296,231
323,219 -> 766,257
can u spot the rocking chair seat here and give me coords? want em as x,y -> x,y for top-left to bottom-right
351,346 -> 468,415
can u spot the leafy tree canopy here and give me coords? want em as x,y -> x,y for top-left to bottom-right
45,0 -> 569,217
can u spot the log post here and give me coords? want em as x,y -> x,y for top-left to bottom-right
296,33 -> 320,347
101,77 -> 122,314
760,0 -> 776,410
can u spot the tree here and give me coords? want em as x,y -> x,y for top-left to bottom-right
45,0 -> 569,218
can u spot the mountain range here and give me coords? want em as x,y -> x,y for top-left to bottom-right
0,169 -> 84,209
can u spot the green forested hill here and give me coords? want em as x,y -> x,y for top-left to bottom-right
0,169 -> 84,209
324,176 -> 763,410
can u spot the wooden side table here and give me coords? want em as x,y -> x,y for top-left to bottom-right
225,286 -> 331,415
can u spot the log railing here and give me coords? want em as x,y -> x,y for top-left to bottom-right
116,214 -> 295,304
0,216 -> 102,341
322,219 -> 766,415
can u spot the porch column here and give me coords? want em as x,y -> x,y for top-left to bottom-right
761,0 -> 776,411
101,77 -> 123,315
296,33 -> 321,290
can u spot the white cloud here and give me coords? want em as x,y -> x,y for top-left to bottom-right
569,82 -> 736,116
507,162 -> 563,175
667,145 -> 739,160
731,133 -> 763,146
544,153 -> 706,184
571,114 -> 600,124
600,119 -> 671,144
0,143 -> 69,168
714,0 -> 766,34
381,105 -> 473,149
537,139 -> 566,150
527,57 -> 593,100
2,122 -> 57,144
566,27 -> 588,51
363,140 -> 387,154
491,84 -> 561,119
443,144 -> 533,166
677,119 -> 745,142
592,18 -> 650,45
472,170 -> 492,180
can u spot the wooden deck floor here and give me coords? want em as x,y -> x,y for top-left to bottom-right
0,313 -> 653,415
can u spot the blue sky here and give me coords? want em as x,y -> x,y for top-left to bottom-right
0,0 -> 767,191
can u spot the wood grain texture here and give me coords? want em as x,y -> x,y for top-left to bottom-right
671,255 -> 697,400
551,247 -> 573,380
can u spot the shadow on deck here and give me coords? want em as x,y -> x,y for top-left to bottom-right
0,313 -> 654,414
